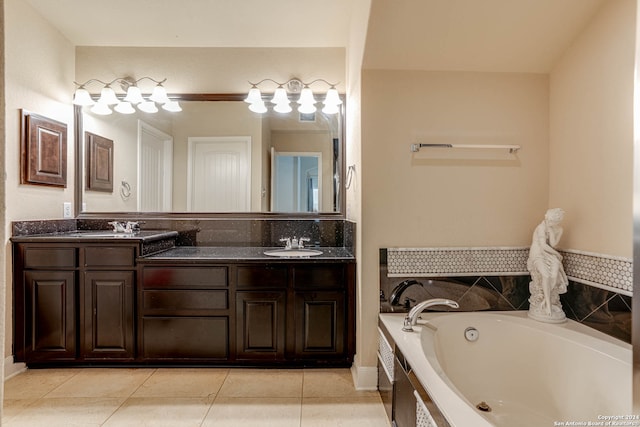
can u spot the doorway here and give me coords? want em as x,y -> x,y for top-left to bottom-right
270,150 -> 322,212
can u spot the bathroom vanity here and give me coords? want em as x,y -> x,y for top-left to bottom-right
11,230 -> 355,368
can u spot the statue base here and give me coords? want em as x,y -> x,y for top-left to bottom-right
527,309 -> 567,324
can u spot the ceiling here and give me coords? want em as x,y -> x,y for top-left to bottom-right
24,0 -> 355,48
364,0 -> 607,73
26,0 -> 607,73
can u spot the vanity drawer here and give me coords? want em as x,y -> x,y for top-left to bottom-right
84,246 -> 135,268
143,289 -> 228,312
293,265 -> 345,289
142,267 -> 228,289
237,265 -> 288,288
142,317 -> 229,359
23,247 -> 77,268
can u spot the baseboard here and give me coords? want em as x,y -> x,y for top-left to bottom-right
4,356 -> 26,381
350,361 -> 378,390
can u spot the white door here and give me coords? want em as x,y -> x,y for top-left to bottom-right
138,121 -> 173,211
187,136 -> 251,211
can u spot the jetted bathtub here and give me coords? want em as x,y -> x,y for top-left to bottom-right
379,311 -> 632,427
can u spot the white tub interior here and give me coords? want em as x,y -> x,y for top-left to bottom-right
380,311 -> 632,427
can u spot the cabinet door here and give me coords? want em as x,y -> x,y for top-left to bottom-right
294,291 -> 345,358
236,291 -> 286,360
24,271 -> 76,361
82,271 -> 134,360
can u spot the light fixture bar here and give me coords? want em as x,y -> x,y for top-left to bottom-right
245,78 -> 342,115
73,76 -> 180,115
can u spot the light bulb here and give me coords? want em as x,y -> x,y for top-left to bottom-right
162,101 -> 182,112
90,101 -> 112,115
248,100 -> 267,113
73,88 -> 95,106
298,103 -> 317,114
322,103 -> 340,115
138,101 -> 158,113
323,87 -> 342,106
114,101 -> 136,114
274,102 -> 292,114
271,87 -> 289,106
244,87 -> 262,104
98,85 -> 120,105
297,87 -> 316,105
124,86 -> 144,104
149,84 -> 170,104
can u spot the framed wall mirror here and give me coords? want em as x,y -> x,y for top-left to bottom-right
74,94 -> 345,217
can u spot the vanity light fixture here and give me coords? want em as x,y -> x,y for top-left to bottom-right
245,78 -> 342,114
73,77 -> 182,115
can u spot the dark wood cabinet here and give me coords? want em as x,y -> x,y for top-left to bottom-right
13,239 -> 355,367
294,291 -> 345,358
13,242 -> 138,365
139,260 -> 355,366
82,271 -> 134,360
236,291 -> 286,360
139,266 -> 230,361
23,270 -> 76,362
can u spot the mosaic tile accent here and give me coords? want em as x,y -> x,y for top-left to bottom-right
415,391 -> 439,427
387,247 -> 530,277
377,328 -> 394,382
560,249 -> 632,296
387,247 -> 634,295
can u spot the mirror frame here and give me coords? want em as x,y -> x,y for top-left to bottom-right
74,93 -> 346,219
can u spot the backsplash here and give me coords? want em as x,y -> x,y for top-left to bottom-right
380,248 -> 631,343
11,218 -> 355,251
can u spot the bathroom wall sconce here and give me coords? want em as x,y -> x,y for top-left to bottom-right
73,76 -> 182,115
244,78 -> 342,115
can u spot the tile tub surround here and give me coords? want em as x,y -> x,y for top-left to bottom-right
11,219 -> 355,251
3,368 -> 388,427
380,248 -> 631,343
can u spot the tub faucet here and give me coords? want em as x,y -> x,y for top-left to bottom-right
402,298 -> 459,332
389,279 -> 423,306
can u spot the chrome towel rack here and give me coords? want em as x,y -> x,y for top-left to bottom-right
410,143 -> 521,153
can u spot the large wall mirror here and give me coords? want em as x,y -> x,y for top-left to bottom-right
75,94 -> 345,216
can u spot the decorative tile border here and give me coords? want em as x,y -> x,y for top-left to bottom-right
387,247 -> 633,295
387,247 -> 530,277
560,249 -> 632,296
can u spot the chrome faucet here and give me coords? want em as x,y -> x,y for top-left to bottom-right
402,298 -> 459,332
108,221 -> 127,233
279,236 -> 310,250
108,221 -> 140,234
124,221 -> 140,233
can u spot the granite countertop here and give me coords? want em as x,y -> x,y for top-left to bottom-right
139,246 -> 355,262
10,230 -> 179,243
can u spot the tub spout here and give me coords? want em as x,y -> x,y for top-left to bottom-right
402,298 -> 459,332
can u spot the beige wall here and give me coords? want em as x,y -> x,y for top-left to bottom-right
549,0 -> 635,258
75,47 -> 346,95
345,0 -> 371,386
360,70 -> 550,367
4,0 -> 76,358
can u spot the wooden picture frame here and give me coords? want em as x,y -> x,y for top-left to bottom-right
85,131 -> 114,192
20,110 -> 68,187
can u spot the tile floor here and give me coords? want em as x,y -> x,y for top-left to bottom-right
2,368 -> 390,427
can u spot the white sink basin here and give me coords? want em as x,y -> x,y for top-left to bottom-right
264,249 -> 323,257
